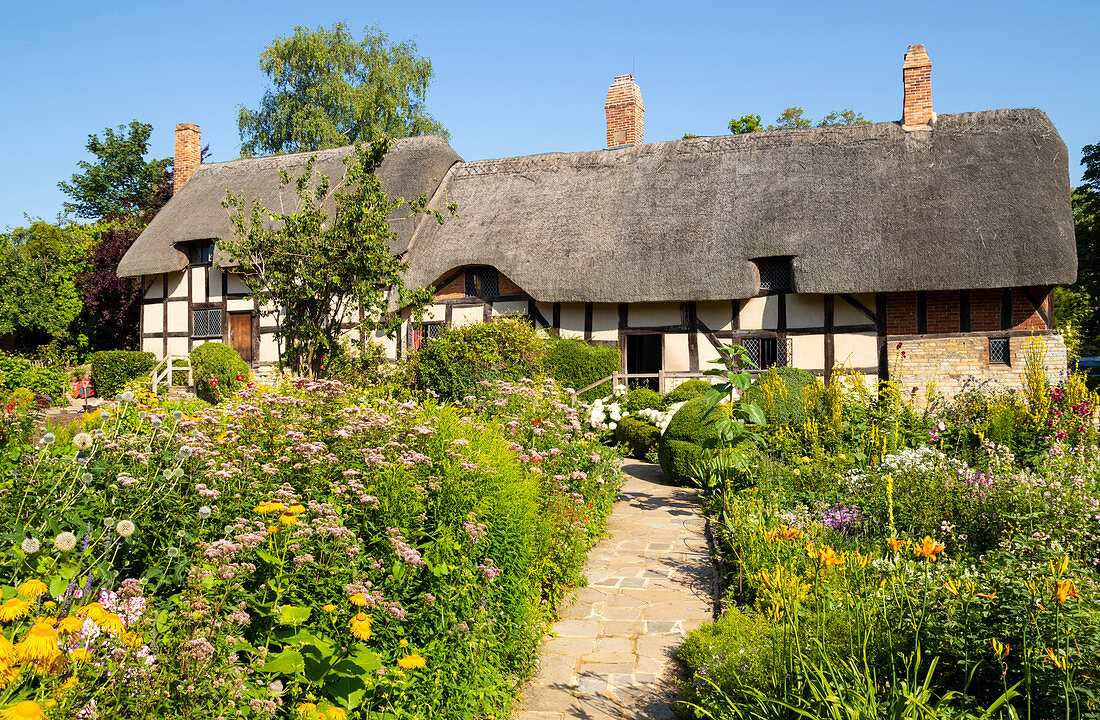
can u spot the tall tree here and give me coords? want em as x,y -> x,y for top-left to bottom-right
726,107 -> 868,135
1054,143 -> 1100,356
238,23 -> 447,157
57,120 -> 171,220
222,137 -> 455,375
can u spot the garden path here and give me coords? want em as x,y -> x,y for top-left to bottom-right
514,459 -> 715,720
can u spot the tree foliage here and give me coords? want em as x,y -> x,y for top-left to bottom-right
0,221 -> 94,346
728,107 -> 868,135
238,23 -> 447,157
1055,144 -> 1100,356
222,136 -> 455,375
57,120 -> 171,220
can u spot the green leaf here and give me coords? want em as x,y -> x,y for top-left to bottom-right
703,388 -> 725,406
278,605 -> 312,625
262,648 -> 304,675
48,575 -> 67,599
742,402 -> 767,426
256,548 -> 280,566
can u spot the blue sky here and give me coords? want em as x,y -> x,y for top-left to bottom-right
1,0 -> 1096,229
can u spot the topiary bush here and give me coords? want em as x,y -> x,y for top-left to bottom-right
190,342 -> 250,404
658,395 -> 726,484
410,317 -> 546,403
0,351 -> 68,404
614,415 -> 661,460
542,336 -> 620,401
90,350 -> 157,398
623,387 -> 662,414
742,366 -> 822,426
662,378 -> 713,406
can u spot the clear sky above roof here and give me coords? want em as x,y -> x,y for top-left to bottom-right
1,0 -> 1095,229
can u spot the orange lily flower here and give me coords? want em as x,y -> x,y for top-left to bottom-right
913,536 -> 946,561
1054,578 -> 1080,605
766,525 -> 801,542
817,546 -> 846,568
887,536 -> 909,553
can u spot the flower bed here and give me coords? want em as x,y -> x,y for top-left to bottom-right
0,378 -> 620,718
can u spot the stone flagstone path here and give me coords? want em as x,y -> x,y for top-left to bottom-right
514,459 -> 715,719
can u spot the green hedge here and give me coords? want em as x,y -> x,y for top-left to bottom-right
623,387 -> 662,414
90,351 -> 157,398
190,343 -> 250,403
658,396 -> 726,484
0,351 -> 68,404
614,415 -> 661,460
662,378 -> 713,406
410,317 -> 545,403
542,337 -> 620,401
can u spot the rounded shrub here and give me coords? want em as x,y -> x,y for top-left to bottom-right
0,351 -> 67,404
623,387 -> 662,414
90,350 -> 157,398
662,378 -> 713,406
542,337 -> 620,402
410,317 -> 545,403
742,366 -> 821,425
190,342 -> 250,404
658,395 -> 726,484
614,415 -> 661,460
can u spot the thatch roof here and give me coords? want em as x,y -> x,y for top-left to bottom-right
117,135 -> 461,277
404,108 -> 1075,302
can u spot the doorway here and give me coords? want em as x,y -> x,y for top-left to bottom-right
228,311 -> 254,364
625,334 -> 662,391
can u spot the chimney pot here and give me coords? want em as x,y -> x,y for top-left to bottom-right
174,123 -> 201,193
605,74 -> 644,148
902,45 -> 933,129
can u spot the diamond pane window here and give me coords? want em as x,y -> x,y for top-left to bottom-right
193,308 -> 223,339
989,337 -> 1009,365
742,337 -> 790,369
754,257 -> 793,292
412,322 -> 444,350
465,268 -> 499,298
742,338 -> 761,367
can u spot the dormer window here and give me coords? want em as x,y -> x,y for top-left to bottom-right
753,256 -> 793,293
465,267 -> 499,298
186,241 -> 215,266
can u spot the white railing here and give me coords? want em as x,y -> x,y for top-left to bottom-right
152,355 -> 193,394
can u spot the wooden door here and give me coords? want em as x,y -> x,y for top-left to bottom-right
228,312 -> 253,363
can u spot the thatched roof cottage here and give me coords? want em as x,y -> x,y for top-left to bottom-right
118,45 -> 1076,397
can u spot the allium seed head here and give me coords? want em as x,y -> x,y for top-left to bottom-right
115,520 -> 136,538
120,391 -> 134,403
54,532 -> 78,552
73,432 -> 93,450
41,433 -> 56,446
21,538 -> 40,554
198,506 -> 212,519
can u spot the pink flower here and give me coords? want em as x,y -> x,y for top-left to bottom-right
236,374 -> 244,381
210,377 -> 219,386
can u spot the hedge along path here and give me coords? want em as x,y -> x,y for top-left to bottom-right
515,459 -> 714,720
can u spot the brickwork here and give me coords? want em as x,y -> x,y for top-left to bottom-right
498,273 -> 526,297
926,290 -> 959,333
434,273 -> 465,300
605,75 -> 644,148
889,334 -> 1067,402
902,45 -> 932,128
1013,287 -> 1049,330
174,123 -> 201,194
971,288 -> 1002,331
885,291 -> 917,334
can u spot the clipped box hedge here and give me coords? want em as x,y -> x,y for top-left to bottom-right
90,351 -> 157,398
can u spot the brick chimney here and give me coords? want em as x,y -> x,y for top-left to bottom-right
902,45 -> 933,129
174,123 -> 201,193
605,75 -> 644,148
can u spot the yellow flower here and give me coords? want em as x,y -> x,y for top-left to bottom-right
800,456 -> 810,464
56,676 -> 78,695
1054,578 -> 1080,605
15,621 -> 62,672
791,469 -> 800,476
69,648 -> 92,663
278,512 -> 298,526
349,593 -> 367,607
0,599 -> 32,623
399,638 -> 408,647
267,526 -> 281,535
17,580 -> 48,598
887,536 -> 909,554
324,706 -> 348,720
96,612 -> 125,636
287,503 -> 306,515
57,616 -> 84,636
254,501 -> 287,515
350,613 -> 372,641
397,653 -> 426,669
76,602 -> 106,622
913,536 -> 946,561
0,660 -> 18,690
122,631 -> 145,647
1052,555 -> 1070,577
990,638 -> 1010,661
1,700 -> 48,720
322,604 -> 336,613
836,453 -> 846,461
296,702 -> 319,718
765,525 -> 801,542
0,634 -> 13,663
817,546 -> 846,568
944,580 -> 960,596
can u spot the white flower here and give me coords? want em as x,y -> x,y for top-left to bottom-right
21,537 -> 40,554
73,432 -> 93,450
177,446 -> 192,459
100,411 -> 111,420
167,547 -> 180,558
54,532 -> 78,552
172,410 -> 183,421
115,520 -> 136,538
198,506 -> 212,519
103,517 -> 115,528
120,391 -> 135,403
80,473 -> 92,484
151,417 -> 162,428
41,433 -> 56,446
138,411 -> 147,420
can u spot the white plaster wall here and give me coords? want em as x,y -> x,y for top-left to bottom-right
189,270 -> 205,303
422,304 -> 445,322
259,331 -> 280,364
740,297 -> 778,330
836,293 -> 876,326
697,301 -> 733,332
167,271 -> 187,299
559,303 -> 585,339
167,336 -> 189,357
630,303 -> 680,327
698,334 -> 724,366
451,305 -> 482,328
227,298 -> 253,312
226,272 -> 250,296
492,301 -> 528,318
535,302 -> 554,326
208,268 -> 223,300
591,304 -> 618,342
787,294 -> 824,329
370,331 -> 397,360
144,275 -> 163,300
167,300 -> 188,333
664,334 -> 690,371
143,304 -> 163,334
141,337 -> 160,356
791,334 -> 825,371
834,332 -> 878,369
